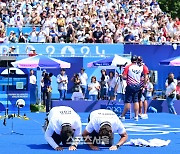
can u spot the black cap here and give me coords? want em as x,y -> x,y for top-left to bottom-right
81,68 -> 85,71
137,56 -> 143,62
131,55 -> 137,62
61,68 -> 65,72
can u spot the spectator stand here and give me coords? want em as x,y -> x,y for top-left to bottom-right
1,0 -> 179,44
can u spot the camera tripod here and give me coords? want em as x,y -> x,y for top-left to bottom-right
2,107 -> 24,135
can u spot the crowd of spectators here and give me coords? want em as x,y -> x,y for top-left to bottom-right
0,0 -> 179,44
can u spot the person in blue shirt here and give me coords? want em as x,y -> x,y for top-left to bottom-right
124,31 -> 135,43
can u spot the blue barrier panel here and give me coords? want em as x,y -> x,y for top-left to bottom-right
101,103 -> 131,119
0,43 -> 124,57
0,91 -> 30,112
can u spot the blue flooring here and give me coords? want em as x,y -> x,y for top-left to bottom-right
0,112 -> 180,154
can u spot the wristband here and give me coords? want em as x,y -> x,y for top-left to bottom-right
71,144 -> 77,148
116,144 -> 120,148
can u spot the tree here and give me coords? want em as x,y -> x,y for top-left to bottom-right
158,0 -> 180,18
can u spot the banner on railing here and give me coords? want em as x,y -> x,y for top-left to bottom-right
0,43 -> 124,57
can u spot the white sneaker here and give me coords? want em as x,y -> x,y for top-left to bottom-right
138,114 -> 142,118
141,114 -> 148,119
120,116 -> 125,121
134,116 -> 138,121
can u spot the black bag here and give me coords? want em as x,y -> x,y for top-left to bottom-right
168,93 -> 175,98
72,85 -> 81,92
100,81 -> 106,87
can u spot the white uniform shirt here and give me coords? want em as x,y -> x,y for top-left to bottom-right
45,106 -> 82,149
79,72 -> 88,86
29,75 -> 36,84
165,79 -> 177,86
57,74 -> 68,90
88,81 -> 100,95
38,31 -> 46,43
86,109 -> 126,135
123,63 -> 149,85
116,78 -> 127,94
108,77 -> 117,88
30,31 -> 38,42
146,82 -> 153,97
165,82 -> 176,97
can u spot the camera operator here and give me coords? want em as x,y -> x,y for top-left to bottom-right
71,73 -> 82,93
115,74 -> 127,102
100,69 -> 109,100
41,72 -> 52,113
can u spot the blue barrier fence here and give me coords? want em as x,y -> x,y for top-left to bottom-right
0,43 -> 124,57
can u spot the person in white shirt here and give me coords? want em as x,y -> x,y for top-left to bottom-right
29,69 -> 36,85
107,71 -> 117,100
29,26 -> 38,43
79,68 -> 88,96
146,78 -> 153,100
29,69 -> 37,103
57,69 -> 68,100
44,106 -> 82,151
82,109 -> 128,151
165,72 -> 177,87
115,74 -> 127,102
88,76 -> 100,101
37,26 -> 47,43
165,75 -> 177,115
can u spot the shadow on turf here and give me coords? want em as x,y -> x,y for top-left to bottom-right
27,144 -> 52,150
27,144 -> 110,151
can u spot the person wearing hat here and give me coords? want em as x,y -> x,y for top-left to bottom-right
59,37 -> 65,43
26,47 -> 37,57
8,46 -> 16,55
78,68 -> 88,96
57,69 -> 68,100
120,55 -> 149,121
9,31 -> 18,43
82,109 -> 127,150
44,106 -> 82,151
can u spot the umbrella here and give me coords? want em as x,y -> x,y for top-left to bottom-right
159,56 -> 180,66
87,54 -> 131,69
11,55 -> 71,69
11,55 -> 71,105
1,68 -> 25,75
